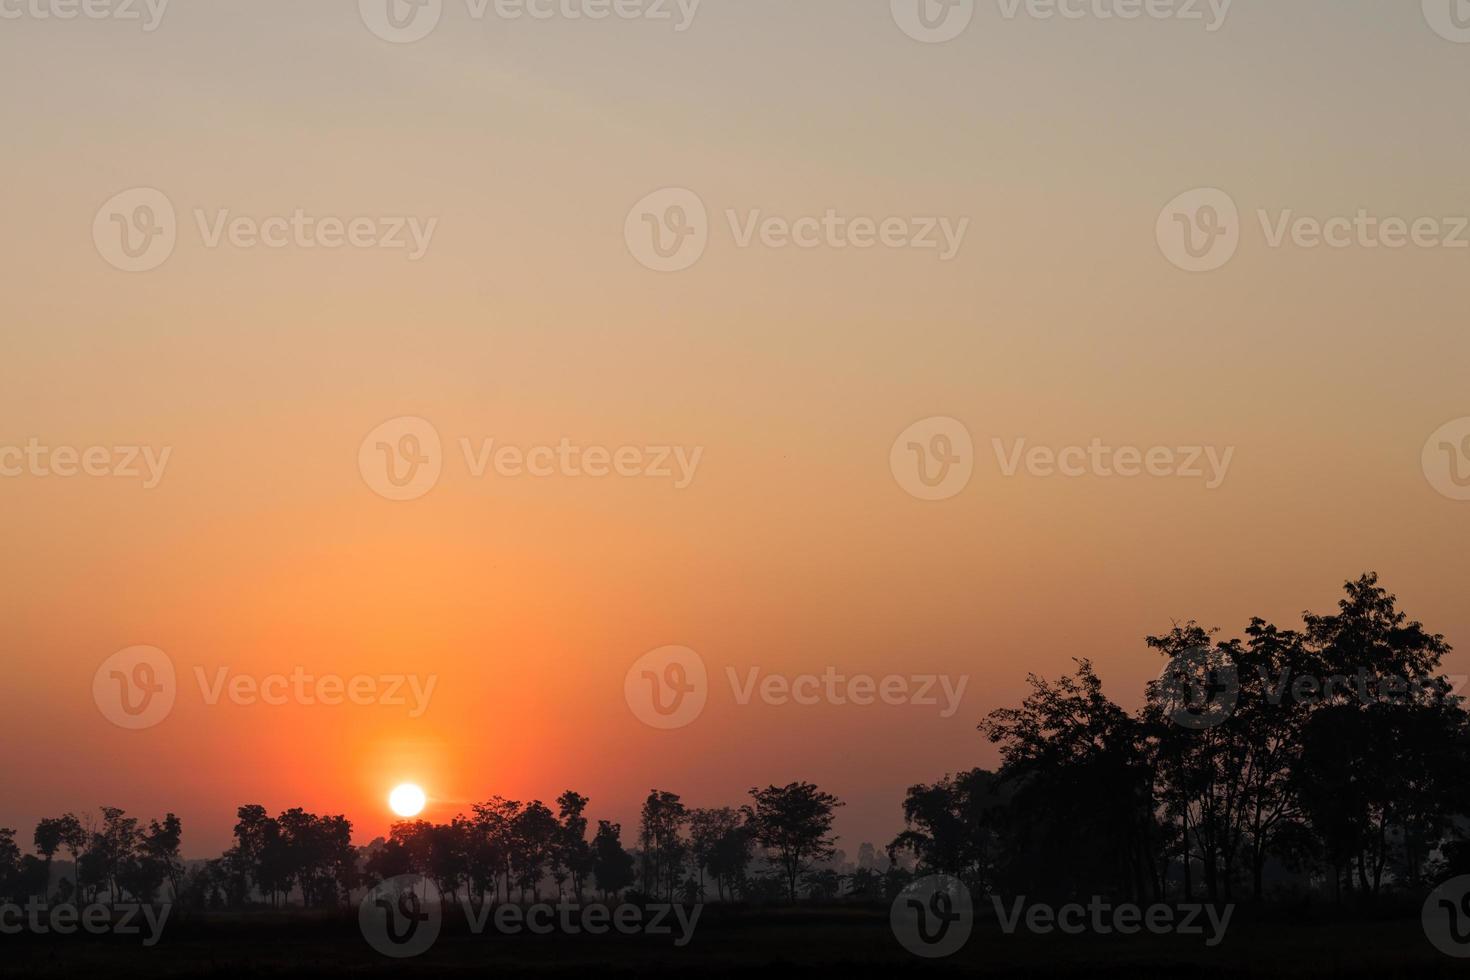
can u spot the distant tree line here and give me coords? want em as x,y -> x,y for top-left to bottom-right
6,574 -> 1463,911
0,783 -> 847,909
0,808 -> 182,906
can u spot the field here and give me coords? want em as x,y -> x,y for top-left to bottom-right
0,904 -> 1456,978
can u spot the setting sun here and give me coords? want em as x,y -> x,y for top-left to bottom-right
388,783 -> 426,818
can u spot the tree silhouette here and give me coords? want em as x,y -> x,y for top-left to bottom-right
591,820 -> 635,901
745,782 -> 844,903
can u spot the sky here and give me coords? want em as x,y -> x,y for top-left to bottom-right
3,0 -> 1470,857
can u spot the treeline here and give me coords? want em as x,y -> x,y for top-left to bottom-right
0,783 -> 850,909
0,809 -> 183,906
7,573 -> 1465,911
892,574 -> 1470,905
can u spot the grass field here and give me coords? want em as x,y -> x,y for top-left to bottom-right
0,905 -> 1457,978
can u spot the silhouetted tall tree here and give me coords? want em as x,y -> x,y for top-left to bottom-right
745,782 -> 844,903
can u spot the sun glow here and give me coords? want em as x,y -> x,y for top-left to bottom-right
388,783 -> 427,818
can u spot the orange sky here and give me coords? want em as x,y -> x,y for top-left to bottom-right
3,1 -> 1470,855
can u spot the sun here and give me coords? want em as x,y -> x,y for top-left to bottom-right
388,783 -> 427,818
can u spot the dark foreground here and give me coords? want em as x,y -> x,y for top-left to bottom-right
0,905 -> 1455,978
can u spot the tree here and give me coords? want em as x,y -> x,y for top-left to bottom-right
140,814 -> 184,902
53,814 -> 87,907
706,820 -> 754,901
889,769 -> 1009,896
510,801 -> 559,901
556,791 -> 592,901
981,661 -> 1159,904
0,829 -> 20,902
469,797 -> 521,905
689,808 -> 744,900
591,820 -> 635,901
745,782 -> 844,903
638,790 -> 688,901
90,807 -> 142,904
33,817 -> 69,902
